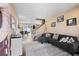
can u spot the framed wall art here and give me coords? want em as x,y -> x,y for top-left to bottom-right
57,15 -> 64,22
51,22 -> 56,27
66,18 -> 77,26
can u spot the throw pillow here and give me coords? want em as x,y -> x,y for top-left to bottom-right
46,33 -> 51,37
67,37 -> 75,43
59,37 -> 65,42
63,37 -> 69,43
53,34 -> 59,40
59,37 -> 69,43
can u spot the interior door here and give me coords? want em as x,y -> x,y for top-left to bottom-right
0,11 -> 2,28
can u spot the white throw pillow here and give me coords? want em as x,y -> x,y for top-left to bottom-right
59,37 -> 69,43
59,37 -> 65,42
63,37 -> 69,43
53,34 -> 59,40
46,33 -> 51,37
67,37 -> 75,43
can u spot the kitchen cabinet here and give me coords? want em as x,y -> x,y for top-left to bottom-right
11,35 -> 22,56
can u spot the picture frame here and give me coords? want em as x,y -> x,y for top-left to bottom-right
57,15 -> 64,22
66,18 -> 77,26
51,22 -> 56,27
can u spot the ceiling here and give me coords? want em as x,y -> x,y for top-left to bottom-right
13,3 -> 79,23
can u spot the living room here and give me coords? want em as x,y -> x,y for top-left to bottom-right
0,2 -> 79,56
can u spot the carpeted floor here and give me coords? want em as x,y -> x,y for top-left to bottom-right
26,41 -> 72,56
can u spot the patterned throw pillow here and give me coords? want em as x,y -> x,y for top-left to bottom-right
59,37 -> 75,43
67,37 -> 75,43
63,37 -> 69,43
59,37 -> 65,42
59,37 -> 69,43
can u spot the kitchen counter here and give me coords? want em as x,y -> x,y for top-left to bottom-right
11,34 -> 22,38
